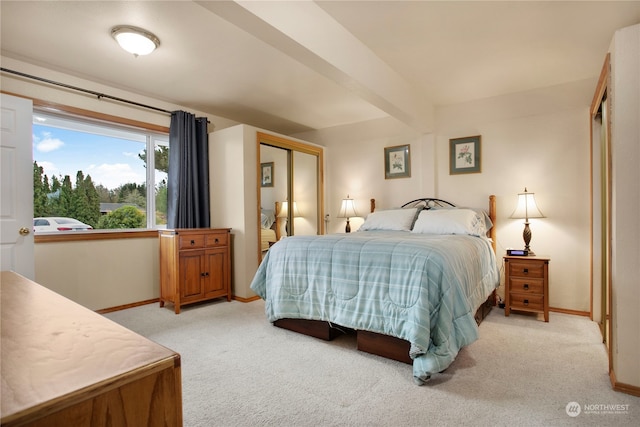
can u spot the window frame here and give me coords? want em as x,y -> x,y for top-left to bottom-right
31,100 -> 170,242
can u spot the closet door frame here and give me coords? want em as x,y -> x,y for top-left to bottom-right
590,53 -> 612,372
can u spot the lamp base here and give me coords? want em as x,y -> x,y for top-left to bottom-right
522,222 -> 536,256
345,219 -> 351,233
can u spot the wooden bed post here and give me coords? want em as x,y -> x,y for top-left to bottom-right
275,201 -> 282,241
488,194 -> 497,306
489,195 -> 497,253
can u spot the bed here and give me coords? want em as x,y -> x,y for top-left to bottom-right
250,196 -> 500,384
260,208 -> 277,255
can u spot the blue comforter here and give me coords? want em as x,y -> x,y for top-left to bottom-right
250,231 -> 500,384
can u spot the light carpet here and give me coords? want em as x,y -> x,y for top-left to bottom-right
105,300 -> 639,426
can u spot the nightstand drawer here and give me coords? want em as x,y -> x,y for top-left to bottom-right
508,260 -> 545,278
509,293 -> 544,311
509,277 -> 544,294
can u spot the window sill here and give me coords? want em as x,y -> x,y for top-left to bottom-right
34,229 -> 160,243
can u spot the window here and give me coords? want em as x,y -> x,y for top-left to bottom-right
32,109 -> 169,233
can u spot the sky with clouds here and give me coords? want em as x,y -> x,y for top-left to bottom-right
33,124 -> 149,190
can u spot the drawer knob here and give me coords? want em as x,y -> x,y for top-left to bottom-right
523,284 -> 529,290
215,238 -> 219,243
523,299 -> 529,306
523,268 -> 529,274
190,239 -> 195,245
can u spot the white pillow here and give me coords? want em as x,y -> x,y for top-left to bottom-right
261,209 -> 275,229
359,208 -> 420,231
433,206 -> 493,232
411,208 -> 487,236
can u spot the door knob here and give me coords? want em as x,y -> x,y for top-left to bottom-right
19,227 -> 30,236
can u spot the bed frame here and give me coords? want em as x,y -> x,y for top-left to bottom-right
273,195 -> 497,365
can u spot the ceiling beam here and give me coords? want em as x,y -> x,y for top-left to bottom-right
197,0 -> 434,133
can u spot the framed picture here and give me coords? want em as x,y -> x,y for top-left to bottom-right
261,162 -> 274,187
384,144 -> 411,179
449,135 -> 481,175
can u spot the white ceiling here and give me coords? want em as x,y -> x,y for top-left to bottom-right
2,1 -> 639,135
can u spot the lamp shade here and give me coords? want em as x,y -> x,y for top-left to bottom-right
277,201 -> 301,218
337,196 -> 358,219
510,188 -> 545,220
111,26 -> 160,56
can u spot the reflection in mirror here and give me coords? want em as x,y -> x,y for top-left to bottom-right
257,132 -> 324,263
259,145 -> 287,257
293,150 -> 318,236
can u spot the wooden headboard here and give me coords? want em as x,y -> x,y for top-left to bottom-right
369,195 -> 497,253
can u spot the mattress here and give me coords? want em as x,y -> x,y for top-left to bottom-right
261,228 -> 277,252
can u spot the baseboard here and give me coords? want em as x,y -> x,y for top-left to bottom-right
549,307 -> 590,317
96,294 -> 261,313
96,298 -> 158,314
610,369 -> 640,397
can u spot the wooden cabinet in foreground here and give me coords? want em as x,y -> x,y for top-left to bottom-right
159,228 -> 232,314
0,271 -> 182,427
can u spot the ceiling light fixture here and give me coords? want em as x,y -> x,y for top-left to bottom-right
111,25 -> 160,57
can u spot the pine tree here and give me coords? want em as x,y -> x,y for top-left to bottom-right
83,175 -> 101,227
95,184 -> 116,203
71,171 -> 100,227
117,182 -> 146,209
58,175 -> 73,217
42,174 -> 52,215
33,162 -> 48,217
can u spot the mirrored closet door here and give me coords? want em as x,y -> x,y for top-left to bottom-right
257,132 -> 324,262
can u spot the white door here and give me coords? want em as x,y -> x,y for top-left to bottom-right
1,94 -> 34,279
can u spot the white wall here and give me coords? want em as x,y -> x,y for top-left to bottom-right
299,79 -> 595,313
294,116 -> 434,234
436,80 -> 594,312
609,23 -> 640,390
34,237 -> 159,311
209,125 -> 259,300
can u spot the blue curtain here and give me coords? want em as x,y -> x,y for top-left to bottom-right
167,111 -> 210,228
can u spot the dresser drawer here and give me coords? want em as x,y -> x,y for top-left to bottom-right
206,232 -> 228,247
179,234 -> 205,249
509,293 -> 544,311
508,259 -> 545,278
509,277 -> 544,294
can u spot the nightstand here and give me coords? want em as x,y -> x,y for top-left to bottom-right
504,255 -> 550,322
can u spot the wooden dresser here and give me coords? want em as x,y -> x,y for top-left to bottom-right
504,255 -> 550,322
0,271 -> 182,427
159,228 -> 231,314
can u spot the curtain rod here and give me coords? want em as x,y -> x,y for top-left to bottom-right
1,67 -> 199,118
